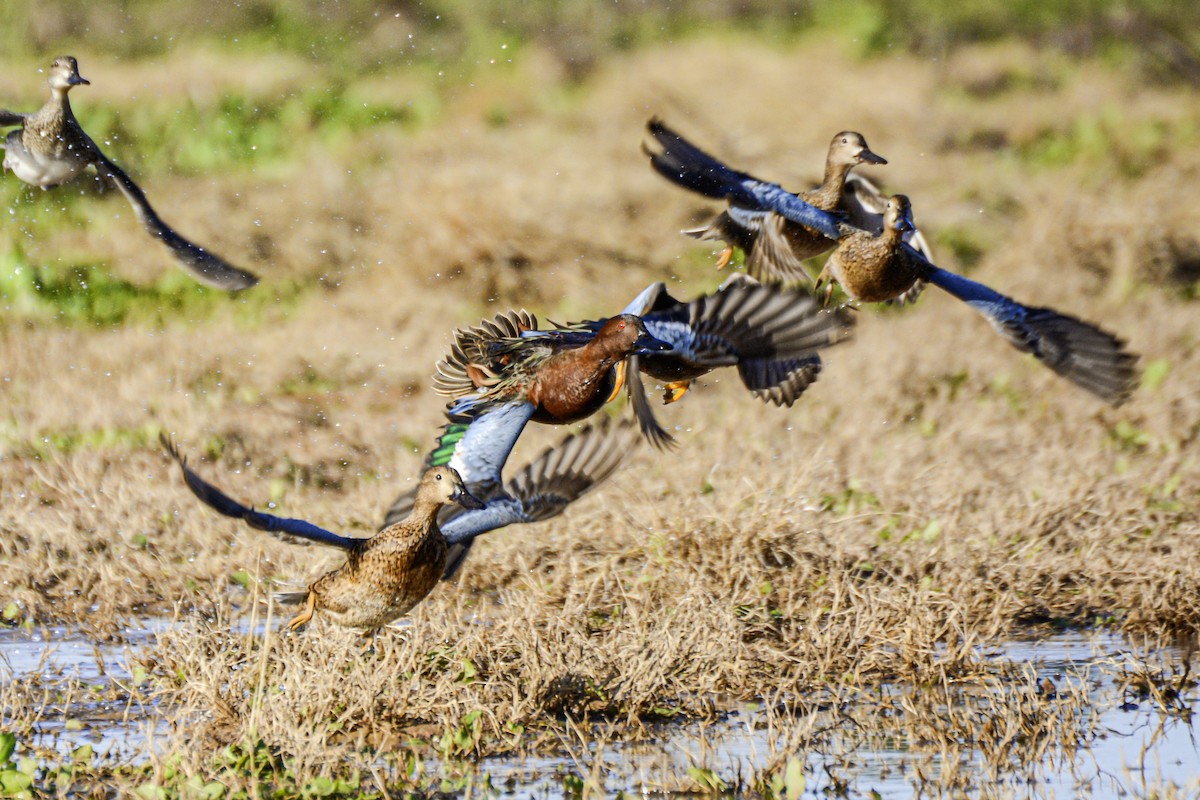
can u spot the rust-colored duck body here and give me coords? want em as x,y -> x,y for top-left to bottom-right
434,312 -> 670,426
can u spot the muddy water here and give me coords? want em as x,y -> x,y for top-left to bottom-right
2,624 -> 1196,796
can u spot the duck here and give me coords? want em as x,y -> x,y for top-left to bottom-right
382,416 -> 640,580
431,311 -> 671,455
645,119 -> 929,286
162,435 -> 485,631
1,57 -> 259,291
817,194 -> 1140,405
459,279 -> 853,448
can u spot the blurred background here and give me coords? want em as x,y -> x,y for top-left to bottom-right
1,0 -> 1197,624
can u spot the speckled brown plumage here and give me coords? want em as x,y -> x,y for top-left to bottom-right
162,434 -> 484,632
646,121 -> 887,283
812,195 -> 1140,406
2,57 -> 259,290
817,195 -> 925,304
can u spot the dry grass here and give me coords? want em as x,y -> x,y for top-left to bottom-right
1,29 -> 1199,796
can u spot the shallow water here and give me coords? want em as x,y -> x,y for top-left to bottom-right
1,624 -> 1196,796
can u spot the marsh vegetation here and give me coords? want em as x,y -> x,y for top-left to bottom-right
1,1 -> 1199,796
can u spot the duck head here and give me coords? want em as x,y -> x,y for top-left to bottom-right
48,56 -> 89,92
421,466 -> 486,509
886,195 -> 916,234
829,131 -> 887,167
595,314 -> 672,357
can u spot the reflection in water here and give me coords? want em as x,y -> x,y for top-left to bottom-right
1,624 -> 1196,795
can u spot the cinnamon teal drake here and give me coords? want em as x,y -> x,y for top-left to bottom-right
382,416 -> 639,580
432,311 -> 671,444
162,436 -> 485,631
645,119 -> 930,285
574,277 -> 855,446
1,57 -> 259,290
817,194 -> 1139,405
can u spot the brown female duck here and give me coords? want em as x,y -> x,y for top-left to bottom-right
818,195 -> 1139,406
162,436 -> 484,631
645,119 -> 922,284
1,56 -> 258,290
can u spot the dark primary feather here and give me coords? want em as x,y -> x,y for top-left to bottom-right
0,110 -> 27,127
381,418 -> 639,580
94,154 -> 259,291
161,434 -> 360,550
922,264 -> 1139,406
645,119 -> 843,241
737,355 -> 823,407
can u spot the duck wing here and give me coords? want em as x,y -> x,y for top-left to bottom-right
439,418 -> 639,576
736,355 -> 823,408
920,256 -> 1139,406
383,416 -> 636,580
380,398 -> 536,531
432,310 -> 540,398
644,279 -> 854,368
161,434 -> 360,550
91,151 -> 259,291
441,416 -> 638,545
0,110 -> 27,128
645,119 -> 842,241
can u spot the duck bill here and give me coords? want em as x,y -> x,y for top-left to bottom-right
452,485 -> 486,510
895,207 -> 916,233
633,332 -> 673,356
858,148 -> 887,165
70,75 -> 90,86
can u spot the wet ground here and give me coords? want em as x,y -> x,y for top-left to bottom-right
2,622 -> 1196,796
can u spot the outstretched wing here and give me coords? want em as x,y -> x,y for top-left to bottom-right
432,309 -> 540,398
645,119 -> 843,241
440,417 -> 639,546
161,434 -> 360,549
645,280 -> 854,368
922,261 -> 1139,406
92,152 -> 259,291
0,110 -> 27,127
379,398 -> 536,529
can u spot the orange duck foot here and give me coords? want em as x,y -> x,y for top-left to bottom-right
662,381 -> 691,404
606,360 -> 628,403
285,593 -> 316,631
715,246 -> 734,270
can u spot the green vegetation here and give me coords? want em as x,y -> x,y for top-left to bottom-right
5,0 -> 1199,82
0,247 -> 311,327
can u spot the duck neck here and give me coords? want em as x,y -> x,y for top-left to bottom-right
881,220 -> 906,250
408,496 -> 445,526
808,160 -> 852,209
45,87 -> 72,123
580,336 -> 628,377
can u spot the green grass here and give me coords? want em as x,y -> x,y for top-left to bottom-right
88,89 -> 429,177
4,0 -> 1198,82
0,246 -> 313,327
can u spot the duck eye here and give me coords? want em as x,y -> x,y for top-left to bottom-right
436,474 -> 443,481
618,320 -> 626,330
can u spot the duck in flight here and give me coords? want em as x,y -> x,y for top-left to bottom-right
819,194 -> 1139,405
1,57 -> 259,290
162,436 -> 485,631
644,119 -> 930,288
